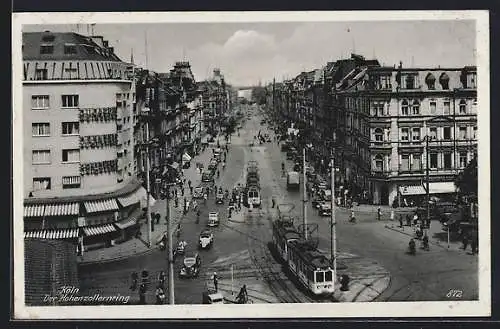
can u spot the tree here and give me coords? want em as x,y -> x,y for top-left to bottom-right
455,156 -> 477,196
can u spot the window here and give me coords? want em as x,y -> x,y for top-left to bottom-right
459,100 -> 467,114
33,177 -> 51,191
39,44 -> 54,54
459,152 -> 468,168
64,44 -> 77,54
405,75 -> 415,89
459,127 -> 467,140
62,176 -> 81,189
325,270 -> 333,282
401,154 -> 410,171
61,95 -> 79,108
412,100 -> 420,115
62,122 -> 79,135
429,101 -> 436,114
32,123 -> 50,136
374,154 -> 384,171
35,69 -> 48,80
412,128 -> 421,141
439,73 -> 450,90
62,149 -> 80,163
412,154 -> 421,171
401,128 -> 409,141
374,128 -> 383,142
473,126 -> 477,139
429,127 -> 437,140
401,100 -> 409,116
443,101 -> 450,115
425,73 -> 436,90
443,127 -> 451,140
429,153 -> 438,169
32,150 -> 51,164
315,271 -> 324,283
443,153 -> 452,169
31,95 -> 49,109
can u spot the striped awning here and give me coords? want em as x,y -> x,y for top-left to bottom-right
24,228 -> 79,239
117,187 -> 147,208
83,224 -> 117,236
44,203 -> 79,216
399,185 -> 426,196
84,199 -> 119,213
114,218 -> 137,229
24,204 -> 45,217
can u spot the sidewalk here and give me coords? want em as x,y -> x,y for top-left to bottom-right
384,219 -> 470,252
78,136 -> 220,265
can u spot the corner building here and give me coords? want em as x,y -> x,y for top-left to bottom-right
23,32 -> 146,249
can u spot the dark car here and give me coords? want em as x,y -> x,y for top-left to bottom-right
179,253 -> 201,278
202,171 -> 215,183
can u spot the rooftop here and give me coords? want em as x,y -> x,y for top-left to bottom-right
23,31 -> 122,62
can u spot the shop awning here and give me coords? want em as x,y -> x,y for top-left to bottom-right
83,224 -> 116,236
24,228 -> 79,239
399,185 -> 426,196
44,203 -> 79,216
84,199 -> 119,213
117,187 -> 147,208
24,204 -> 45,217
427,182 -> 457,194
169,162 -> 179,170
182,153 -> 192,162
114,218 -> 137,229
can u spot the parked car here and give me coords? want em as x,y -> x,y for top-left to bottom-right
216,190 -> 225,204
199,230 -> 214,249
179,253 -> 201,278
202,292 -> 225,304
202,171 -> 215,183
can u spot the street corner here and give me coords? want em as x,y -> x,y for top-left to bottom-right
334,252 -> 391,303
333,275 -> 391,303
207,278 -> 280,304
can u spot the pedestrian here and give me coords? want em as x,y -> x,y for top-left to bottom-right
189,186 -> 193,195
181,187 -> 184,197
139,283 -> 147,304
377,207 -> 382,221
217,170 -> 220,178
204,193 -> 208,205
183,198 -> 187,212
213,272 -> 219,292
349,209 -> 355,222
413,212 -> 419,226
471,236 -> 478,255
406,214 -> 411,227
271,197 -> 276,209
462,234 -> 469,251
188,180 -> 192,188
422,234 -> 430,251
174,196 -> 179,208
399,214 -> 404,228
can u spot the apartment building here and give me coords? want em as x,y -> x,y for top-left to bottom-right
23,31 -> 145,248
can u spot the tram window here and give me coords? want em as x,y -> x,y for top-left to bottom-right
325,271 -> 333,282
315,271 -> 324,283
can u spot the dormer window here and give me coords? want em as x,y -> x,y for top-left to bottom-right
425,73 -> 436,90
40,44 -> 54,54
64,44 -> 77,54
41,34 -> 55,42
439,73 -> 450,90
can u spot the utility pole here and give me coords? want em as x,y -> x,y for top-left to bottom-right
144,117 -> 152,248
165,184 -> 175,304
330,156 -> 337,292
426,136 -> 430,235
303,147 -> 308,240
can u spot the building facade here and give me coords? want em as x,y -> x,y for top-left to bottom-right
23,32 -> 145,249
269,54 -> 477,206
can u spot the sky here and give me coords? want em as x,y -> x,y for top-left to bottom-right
22,20 -> 476,87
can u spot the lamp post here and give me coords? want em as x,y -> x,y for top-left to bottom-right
425,135 -> 430,235
142,107 -> 152,248
160,176 -> 176,304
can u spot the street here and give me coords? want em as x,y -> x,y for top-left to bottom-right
79,105 -> 478,304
